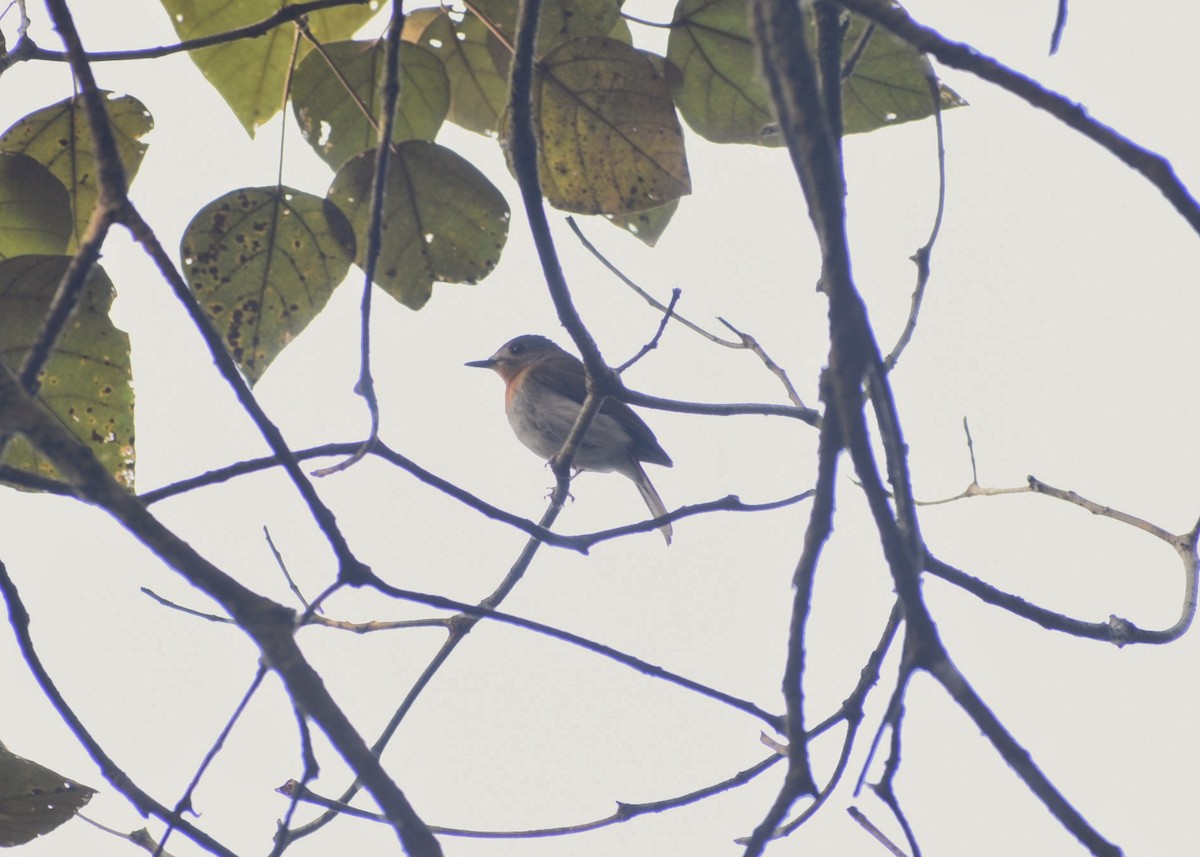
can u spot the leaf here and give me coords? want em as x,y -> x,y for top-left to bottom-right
404,8 -> 507,135
608,199 -> 679,246
327,142 -> 510,310
469,0 -> 621,54
0,154 -> 72,259
504,36 -> 691,215
667,0 -> 965,143
0,742 -> 95,847
292,39 -> 449,170
0,93 -> 154,250
840,20 -> 967,135
158,0 -> 381,135
180,187 -> 356,384
667,0 -> 781,146
0,256 -> 135,489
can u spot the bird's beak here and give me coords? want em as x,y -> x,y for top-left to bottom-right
465,358 -> 496,369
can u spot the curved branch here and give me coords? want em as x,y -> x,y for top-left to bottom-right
365,577 -> 784,730
0,360 -> 442,857
838,0 -> 1200,234
283,752 -> 783,838
0,560 -> 238,857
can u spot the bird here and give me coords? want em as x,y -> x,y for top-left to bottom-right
467,334 -> 674,544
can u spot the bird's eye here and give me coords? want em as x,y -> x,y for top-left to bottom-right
510,343 -> 523,354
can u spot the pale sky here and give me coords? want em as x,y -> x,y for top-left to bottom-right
3,1 -> 1198,856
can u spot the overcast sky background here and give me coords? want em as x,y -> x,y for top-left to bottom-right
3,1 -> 1199,856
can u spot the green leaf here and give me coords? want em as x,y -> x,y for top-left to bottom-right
180,187 -> 356,384
327,142 -> 510,310
0,93 -> 154,250
667,0 -> 780,146
469,0 -> 621,54
0,742 -> 95,847
608,199 -> 679,246
505,36 -> 691,215
404,8 -> 507,135
0,154 -> 72,259
840,20 -> 967,135
0,256 -> 135,489
667,1 -> 965,143
158,0 -> 382,135
292,39 -> 449,170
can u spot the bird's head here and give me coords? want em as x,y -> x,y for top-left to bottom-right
465,335 -> 568,382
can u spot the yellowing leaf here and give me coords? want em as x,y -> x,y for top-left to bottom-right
0,154 -> 71,259
0,93 -> 154,250
405,8 -> 507,135
0,256 -> 134,489
0,743 -> 95,847
469,0 -> 621,55
506,36 -> 691,215
158,0 -> 382,135
292,39 -> 450,170
180,187 -> 356,384
328,142 -> 510,309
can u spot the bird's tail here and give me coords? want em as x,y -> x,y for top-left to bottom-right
628,459 -> 673,545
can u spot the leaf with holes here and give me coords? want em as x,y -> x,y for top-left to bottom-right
0,256 -> 134,489
0,93 -> 153,250
668,1 -> 965,143
0,742 -> 95,847
469,0 -> 621,55
0,154 -> 72,259
608,199 -> 679,247
181,187 -> 356,384
840,19 -> 966,135
328,142 -> 510,310
158,0 -> 381,134
503,36 -> 691,215
292,39 -> 449,170
404,8 -> 507,136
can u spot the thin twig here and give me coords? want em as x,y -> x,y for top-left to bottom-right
13,0 -> 371,63
264,526 -> 313,611
311,8 -> 404,476
565,215 -> 739,346
77,816 -> 179,857
155,667 -> 268,857
884,58 -> 948,371
838,0 -> 1200,234
847,806 -> 909,857
1049,0 -> 1069,54
282,752 -> 782,837
616,288 -> 680,373
366,577 -> 785,729
0,560 -> 238,857
717,317 -> 807,409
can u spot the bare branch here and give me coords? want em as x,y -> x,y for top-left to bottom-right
0,358 -> 441,856
1050,0 -> 1070,54
846,806 -> 909,857
0,560 -> 238,857
282,752 -> 782,837
839,0 -> 1200,234
313,7 -> 405,475
884,60 -> 948,371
